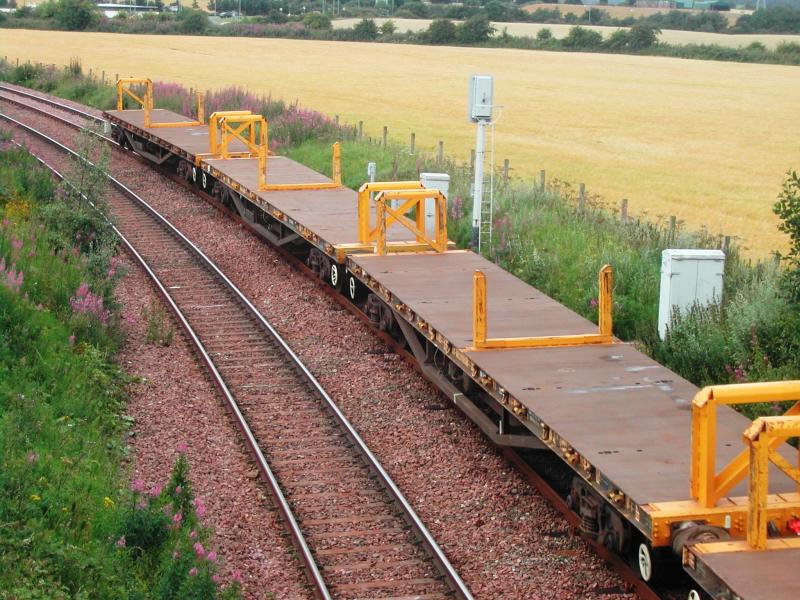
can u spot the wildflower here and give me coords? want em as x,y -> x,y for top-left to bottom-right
589,298 -> 598,309
1,218 -> 8,228
212,574 -> 221,584
116,536 -> 126,548
27,451 -> 38,464
30,494 -> 41,502
103,496 -> 114,508
68,335 -> 75,346
189,567 -> 198,577
11,237 -> 22,252
173,550 -> 180,559
207,550 -> 217,562
232,570 -> 243,584
193,542 -> 205,558
189,529 -> 197,539
173,512 -> 183,525
175,485 -> 182,495
176,442 -> 188,454
27,249 -> 35,258
131,478 -> 145,493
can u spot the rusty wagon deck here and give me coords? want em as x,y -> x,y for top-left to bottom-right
105,108 -> 414,249
346,252 -> 797,515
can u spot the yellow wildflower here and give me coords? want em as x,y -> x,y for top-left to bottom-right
103,496 -> 114,508
30,494 -> 41,502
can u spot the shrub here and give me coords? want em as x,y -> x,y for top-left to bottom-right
563,25 -> 603,49
380,19 -> 396,35
604,29 -> 630,50
773,170 -> 800,300
54,0 -> 100,30
352,18 -> 379,41
426,18 -> 457,44
536,27 -> 554,41
302,11 -> 331,30
456,15 -> 495,44
177,9 -> 208,33
627,23 -> 660,50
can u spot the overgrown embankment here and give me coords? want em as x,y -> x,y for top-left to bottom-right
3,60 -> 799,397
0,126 -> 242,597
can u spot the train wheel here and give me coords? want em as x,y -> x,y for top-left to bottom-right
346,274 -> 364,303
330,263 -> 344,291
637,543 -> 654,582
191,166 -> 198,185
200,170 -> 209,191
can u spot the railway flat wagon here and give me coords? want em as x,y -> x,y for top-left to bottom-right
105,78 -> 800,600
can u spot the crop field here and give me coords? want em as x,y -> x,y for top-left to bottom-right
2,29 -> 799,257
522,3 -> 742,24
334,17 -> 800,49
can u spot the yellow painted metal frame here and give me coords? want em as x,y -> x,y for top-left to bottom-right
356,181 -> 424,242
691,381 -> 800,507
370,189 -> 448,255
116,77 -> 203,129
197,110 -> 341,191
646,381 -> 800,549
744,415 -> 800,549
471,265 -> 614,350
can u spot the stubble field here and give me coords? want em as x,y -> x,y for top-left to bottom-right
2,29 -> 799,256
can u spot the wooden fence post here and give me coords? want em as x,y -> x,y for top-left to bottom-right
437,140 -> 444,165
669,215 -> 676,243
539,169 -> 546,191
470,149 -> 475,172
410,132 -> 415,154
358,120 -> 363,139
382,126 -> 388,147
579,183 -> 586,211
621,198 -> 628,223
723,235 -> 731,253
503,159 -> 509,184
334,115 -> 339,126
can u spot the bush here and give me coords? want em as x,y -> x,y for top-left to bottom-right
773,170 -> 800,300
352,18 -> 379,41
426,18 -> 457,44
627,23 -> 660,50
54,0 -> 100,30
456,15 -> 495,44
563,25 -> 602,49
536,27 -> 554,41
604,29 -> 630,50
380,19 -> 396,35
177,8 -> 208,33
303,11 -> 331,30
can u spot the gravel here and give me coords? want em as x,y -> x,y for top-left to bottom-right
1,94 -> 639,599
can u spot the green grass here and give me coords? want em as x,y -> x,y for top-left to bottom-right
0,144 -> 244,598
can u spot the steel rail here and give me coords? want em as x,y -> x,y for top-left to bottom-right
0,109 -> 474,600
0,88 -> 661,598
0,83 -> 105,125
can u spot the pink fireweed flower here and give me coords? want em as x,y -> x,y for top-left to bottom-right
173,550 -> 180,559
189,567 -> 198,577
176,442 -> 188,454
149,484 -> 162,497
193,542 -> 205,558
116,536 -> 126,548
70,283 -> 109,324
172,512 -> 183,525
11,237 -> 22,252
27,451 -> 38,464
131,478 -> 145,493
232,570 -> 243,584
589,298 -> 599,309
207,550 -> 217,562
68,335 -> 75,346
194,497 -> 206,518
174,486 -> 182,495
189,529 -> 197,539
212,574 -> 221,584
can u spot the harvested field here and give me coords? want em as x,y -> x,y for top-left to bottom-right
334,17 -> 800,48
2,29 -> 799,256
522,2 -> 743,24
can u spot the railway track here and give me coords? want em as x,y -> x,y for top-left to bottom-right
0,103 -> 472,600
0,85 -> 664,599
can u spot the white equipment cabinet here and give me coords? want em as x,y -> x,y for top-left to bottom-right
658,249 -> 725,340
420,172 -> 450,238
